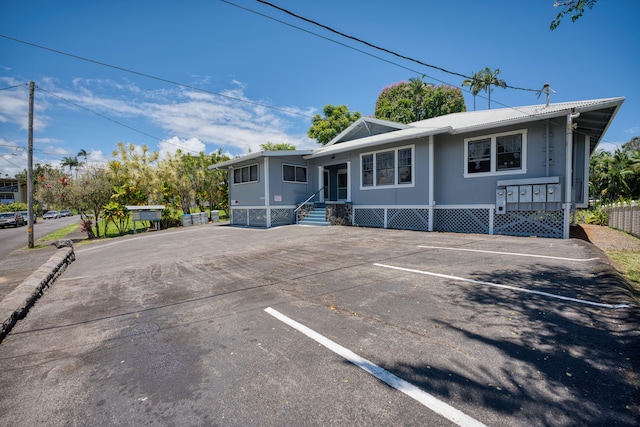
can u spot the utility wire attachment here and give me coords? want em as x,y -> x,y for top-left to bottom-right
536,83 -> 557,107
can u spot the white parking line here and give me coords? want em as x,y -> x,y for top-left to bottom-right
375,263 -> 630,309
264,307 -> 488,427
417,245 -> 600,262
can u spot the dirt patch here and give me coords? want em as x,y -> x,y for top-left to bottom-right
572,224 -> 640,252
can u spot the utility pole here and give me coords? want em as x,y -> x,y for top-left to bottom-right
27,81 -> 34,248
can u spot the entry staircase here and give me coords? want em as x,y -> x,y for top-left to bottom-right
298,205 -> 330,226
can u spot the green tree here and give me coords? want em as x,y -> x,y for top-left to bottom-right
260,142 -> 296,151
374,77 -> 466,123
34,168 -> 70,210
69,166 -> 114,238
622,136 -> 640,152
111,142 -> 160,204
589,144 -> 640,203
467,67 -> 506,110
550,0 -> 598,30
307,104 -> 362,145
462,70 -> 483,111
61,155 -> 79,177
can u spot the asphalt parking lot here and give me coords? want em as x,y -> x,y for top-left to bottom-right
0,224 -> 638,426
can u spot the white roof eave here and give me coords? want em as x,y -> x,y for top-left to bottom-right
210,149 -> 315,170
304,126 -> 452,160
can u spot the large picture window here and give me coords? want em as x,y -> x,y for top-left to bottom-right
283,164 -> 307,183
233,164 -> 258,184
465,130 -> 527,177
360,145 -> 414,189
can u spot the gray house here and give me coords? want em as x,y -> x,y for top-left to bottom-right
213,97 -> 624,238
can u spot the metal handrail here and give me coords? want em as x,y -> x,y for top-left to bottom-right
294,187 -> 324,213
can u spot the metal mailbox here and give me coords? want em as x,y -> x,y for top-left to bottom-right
506,186 -> 519,203
532,184 -> 547,203
518,185 -> 532,203
546,184 -> 561,202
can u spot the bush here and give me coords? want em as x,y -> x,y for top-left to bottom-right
584,205 -> 609,225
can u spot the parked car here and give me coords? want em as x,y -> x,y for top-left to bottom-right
0,212 -> 25,228
18,211 -> 37,224
59,209 -> 73,217
43,210 -> 60,219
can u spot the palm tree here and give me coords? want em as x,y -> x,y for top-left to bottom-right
463,67 -> 507,110
462,71 -> 483,111
61,155 -> 79,178
77,149 -> 88,164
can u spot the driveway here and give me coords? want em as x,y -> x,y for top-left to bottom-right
0,225 -> 638,426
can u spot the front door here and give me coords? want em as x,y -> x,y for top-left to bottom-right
337,169 -> 347,201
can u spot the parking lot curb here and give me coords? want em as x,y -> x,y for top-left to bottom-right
0,245 -> 75,342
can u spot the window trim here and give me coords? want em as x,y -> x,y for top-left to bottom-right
464,129 -> 527,178
282,163 -> 308,184
232,163 -> 259,185
359,144 -> 415,190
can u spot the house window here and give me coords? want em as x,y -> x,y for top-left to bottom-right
233,164 -> 258,184
465,129 -> 527,177
283,164 -> 307,183
360,145 -> 414,189
362,154 -> 373,186
376,151 -> 395,186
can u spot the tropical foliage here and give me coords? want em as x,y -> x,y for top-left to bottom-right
32,143 -> 230,239
307,104 -> 362,145
589,138 -> 640,203
550,0 -> 598,30
461,67 -> 506,110
375,76 -> 466,123
259,142 -> 296,151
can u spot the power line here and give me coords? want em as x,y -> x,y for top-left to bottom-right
252,0 -> 539,93
34,86 -> 205,155
0,83 -> 28,91
36,86 -> 164,141
220,0 -> 441,83
0,34 -> 314,119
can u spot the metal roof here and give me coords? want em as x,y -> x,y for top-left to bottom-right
305,97 -> 624,159
211,97 -> 624,166
211,150 -> 314,170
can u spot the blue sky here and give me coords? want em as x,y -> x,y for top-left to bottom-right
0,0 -> 638,177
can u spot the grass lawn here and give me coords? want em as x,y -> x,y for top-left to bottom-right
34,223 -> 81,246
606,250 -> 640,296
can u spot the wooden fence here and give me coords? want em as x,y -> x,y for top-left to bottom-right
608,201 -> 640,238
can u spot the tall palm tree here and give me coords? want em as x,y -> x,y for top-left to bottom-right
463,68 -> 507,110
462,70 -> 483,111
77,149 -> 88,164
479,67 -> 507,110
61,155 -> 79,178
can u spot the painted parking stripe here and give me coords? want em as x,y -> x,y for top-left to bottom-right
375,263 -> 630,309
417,246 -> 599,262
265,307 -> 487,427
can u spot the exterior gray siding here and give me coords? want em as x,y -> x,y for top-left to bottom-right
434,121 -> 567,206
347,137 -> 430,206
266,156 -> 312,205
228,158 -> 266,206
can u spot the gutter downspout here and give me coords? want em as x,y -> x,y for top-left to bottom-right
564,111 -> 579,238
428,135 -> 435,232
264,157 -> 270,228
545,119 -> 550,177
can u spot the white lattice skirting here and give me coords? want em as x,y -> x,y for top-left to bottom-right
353,206 -> 566,239
231,207 -> 295,227
231,205 -> 567,238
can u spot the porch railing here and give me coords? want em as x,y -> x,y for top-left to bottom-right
294,187 -> 324,223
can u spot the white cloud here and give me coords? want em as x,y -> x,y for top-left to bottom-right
158,136 -> 206,158
1,75 -> 318,171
